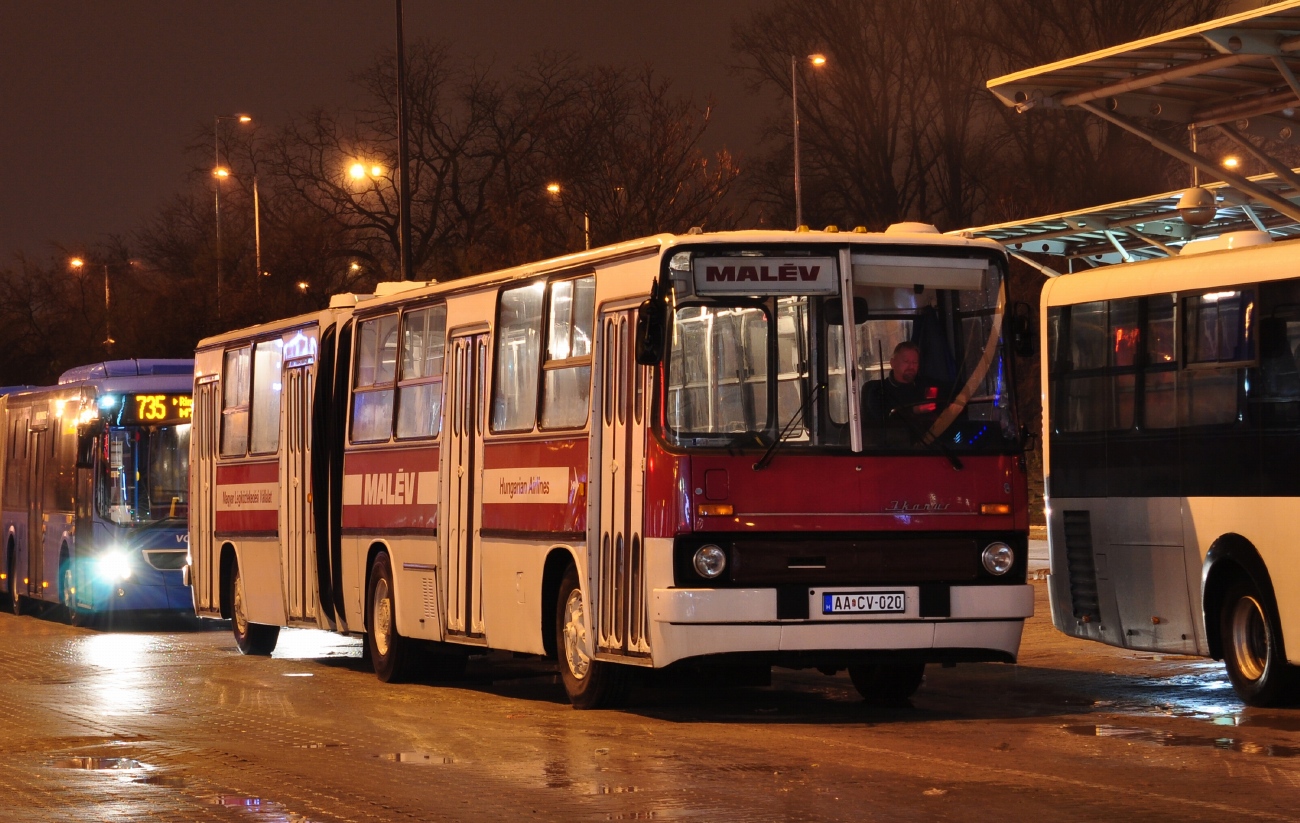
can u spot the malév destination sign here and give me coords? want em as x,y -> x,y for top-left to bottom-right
693,256 -> 838,295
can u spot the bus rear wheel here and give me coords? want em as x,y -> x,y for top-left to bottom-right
366,552 -> 414,683
231,561 -> 279,655
847,662 -> 926,706
1221,579 -> 1297,707
555,564 -> 629,710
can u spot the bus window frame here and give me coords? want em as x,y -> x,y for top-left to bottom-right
349,312 -> 401,445
392,300 -> 448,443
1180,285 -> 1260,371
538,273 -> 596,433
219,344 -> 252,458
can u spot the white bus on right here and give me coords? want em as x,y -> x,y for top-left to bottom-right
1040,230 -> 1300,706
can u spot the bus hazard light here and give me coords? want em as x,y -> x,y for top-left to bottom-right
979,503 -> 1011,515
697,504 -> 734,517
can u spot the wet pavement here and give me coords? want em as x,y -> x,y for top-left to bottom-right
1,580 -> 1298,821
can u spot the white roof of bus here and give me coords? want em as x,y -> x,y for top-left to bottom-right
1041,231 -> 1300,306
349,227 -> 1004,315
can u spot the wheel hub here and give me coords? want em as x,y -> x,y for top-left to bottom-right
562,588 -> 590,680
1230,595 -> 1269,683
232,574 -> 248,636
374,578 -> 392,657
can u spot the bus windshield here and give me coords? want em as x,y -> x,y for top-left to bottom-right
98,424 -> 191,526
664,250 -> 1017,453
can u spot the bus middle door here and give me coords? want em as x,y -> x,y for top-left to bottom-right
594,307 -> 651,659
442,332 -> 487,640
281,364 -> 315,623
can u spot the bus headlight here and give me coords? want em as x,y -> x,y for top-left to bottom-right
981,542 -> 1014,576
96,551 -> 132,581
692,545 -> 727,579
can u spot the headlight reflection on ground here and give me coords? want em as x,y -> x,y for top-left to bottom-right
77,634 -> 160,716
270,628 -> 363,660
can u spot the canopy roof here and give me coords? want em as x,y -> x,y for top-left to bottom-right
987,1 -> 1300,224
955,169 -> 1300,270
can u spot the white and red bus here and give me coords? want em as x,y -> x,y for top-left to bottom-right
188,227 -> 1033,708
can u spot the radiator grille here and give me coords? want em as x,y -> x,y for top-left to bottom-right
1062,511 -> 1100,621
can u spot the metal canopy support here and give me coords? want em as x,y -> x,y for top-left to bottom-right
1076,100 -> 1300,224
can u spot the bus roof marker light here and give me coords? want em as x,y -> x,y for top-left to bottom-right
98,395 -> 118,409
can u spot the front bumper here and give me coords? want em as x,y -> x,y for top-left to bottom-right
646,584 -> 1034,667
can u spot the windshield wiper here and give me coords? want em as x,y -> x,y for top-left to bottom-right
753,382 -> 824,471
890,404 -> 963,471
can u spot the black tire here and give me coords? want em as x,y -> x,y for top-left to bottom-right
366,552 -> 414,683
1220,578 -> 1297,707
555,564 -> 629,709
230,560 -> 279,655
59,558 -> 90,627
847,661 -> 926,706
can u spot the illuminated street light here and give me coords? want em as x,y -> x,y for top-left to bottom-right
350,162 -> 385,180
1223,156 -> 1241,169
792,53 -> 827,229
69,257 -> 114,348
297,281 -> 310,293
546,182 -> 589,250
214,113 -> 253,326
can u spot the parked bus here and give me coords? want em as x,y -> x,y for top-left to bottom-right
1039,230 -> 1300,706
188,228 -> 1033,708
0,359 -> 194,623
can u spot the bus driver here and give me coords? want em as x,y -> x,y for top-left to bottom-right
862,341 -> 936,419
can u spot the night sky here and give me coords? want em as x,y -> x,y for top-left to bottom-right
0,0 -> 773,262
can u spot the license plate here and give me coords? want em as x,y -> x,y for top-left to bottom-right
822,591 -> 906,615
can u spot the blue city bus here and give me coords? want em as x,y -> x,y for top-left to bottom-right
0,359 -> 194,623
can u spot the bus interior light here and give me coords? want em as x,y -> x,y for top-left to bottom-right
981,542 -> 1014,575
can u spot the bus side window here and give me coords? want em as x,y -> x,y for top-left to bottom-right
492,281 -> 545,433
250,339 -> 285,454
395,305 -> 446,439
221,346 -> 252,457
352,314 -> 399,443
541,276 -> 595,429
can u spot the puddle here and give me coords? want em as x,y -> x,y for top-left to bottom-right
597,785 -> 641,794
1064,724 -> 1300,758
50,756 -> 147,770
209,795 -> 315,821
133,774 -> 186,787
376,752 -> 453,765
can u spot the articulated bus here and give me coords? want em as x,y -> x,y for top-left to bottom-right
189,227 -> 1033,708
0,360 -> 194,623
1041,230 -> 1300,706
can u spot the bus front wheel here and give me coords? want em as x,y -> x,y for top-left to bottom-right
1221,579 -> 1297,707
555,564 -> 629,710
6,551 -> 18,616
231,561 -> 279,655
847,662 -> 926,706
59,559 -> 89,627
366,552 -> 414,683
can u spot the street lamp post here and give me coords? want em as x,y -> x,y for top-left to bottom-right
792,53 -> 826,229
545,183 -> 589,250
214,113 -> 252,325
69,258 -> 114,349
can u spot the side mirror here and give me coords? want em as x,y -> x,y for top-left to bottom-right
1010,302 -> 1035,358
635,279 -> 670,366
75,422 -> 101,469
825,296 -> 869,326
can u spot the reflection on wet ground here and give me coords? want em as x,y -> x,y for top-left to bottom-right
270,628 -> 364,660
1064,723 -> 1300,757
209,795 -> 316,822
376,751 -> 454,765
50,755 -> 146,770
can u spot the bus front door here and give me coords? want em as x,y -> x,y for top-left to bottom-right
443,332 -> 487,640
594,308 -> 651,659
